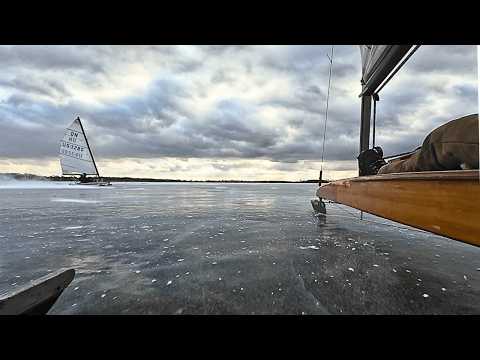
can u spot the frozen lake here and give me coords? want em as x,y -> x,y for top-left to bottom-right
0,181 -> 479,314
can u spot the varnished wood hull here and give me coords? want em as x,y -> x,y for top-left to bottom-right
316,170 -> 480,247
0,268 -> 75,315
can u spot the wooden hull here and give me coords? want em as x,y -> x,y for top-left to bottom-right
0,268 -> 75,315
316,170 -> 480,247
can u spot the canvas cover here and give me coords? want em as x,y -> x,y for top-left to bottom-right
378,114 -> 479,174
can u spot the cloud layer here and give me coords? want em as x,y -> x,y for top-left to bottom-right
0,45 -> 477,180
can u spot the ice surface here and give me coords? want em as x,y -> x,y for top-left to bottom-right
0,179 -> 103,190
299,245 -> 320,250
0,182 -> 479,315
51,198 -> 101,204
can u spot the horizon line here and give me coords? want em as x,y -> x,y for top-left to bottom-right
1,172 -> 331,183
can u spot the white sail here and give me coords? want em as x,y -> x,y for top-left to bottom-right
359,45 -> 392,84
359,45 -> 414,95
59,118 -> 98,175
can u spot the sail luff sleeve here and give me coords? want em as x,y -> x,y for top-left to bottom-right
76,117 -> 100,177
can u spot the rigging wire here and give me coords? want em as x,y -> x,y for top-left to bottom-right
372,93 -> 379,147
319,45 -> 334,184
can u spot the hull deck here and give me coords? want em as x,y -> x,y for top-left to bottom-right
316,170 -> 480,247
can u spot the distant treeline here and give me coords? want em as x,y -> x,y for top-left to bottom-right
1,173 -> 329,184
0,173 -> 47,181
48,175 -> 329,184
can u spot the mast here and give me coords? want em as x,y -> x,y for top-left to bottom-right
358,45 -> 418,174
315,45 -> 480,246
76,116 -> 100,177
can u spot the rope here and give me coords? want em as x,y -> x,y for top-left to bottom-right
383,147 -> 421,160
372,95 -> 377,147
319,45 -> 334,182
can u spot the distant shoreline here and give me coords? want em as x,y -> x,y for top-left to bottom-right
1,173 -> 330,184
48,176 -> 329,184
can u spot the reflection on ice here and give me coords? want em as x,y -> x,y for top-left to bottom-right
51,198 -> 101,204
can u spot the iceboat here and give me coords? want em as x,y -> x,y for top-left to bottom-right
312,45 -> 479,247
59,117 -> 111,186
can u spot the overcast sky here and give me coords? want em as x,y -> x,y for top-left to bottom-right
0,45 -> 477,180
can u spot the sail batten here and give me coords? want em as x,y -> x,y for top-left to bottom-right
59,118 -> 99,176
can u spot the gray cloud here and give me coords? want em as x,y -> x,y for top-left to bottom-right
408,45 -> 477,74
0,46 -> 105,73
210,69 -> 236,85
0,45 -> 477,175
0,76 -> 71,100
262,84 -> 327,115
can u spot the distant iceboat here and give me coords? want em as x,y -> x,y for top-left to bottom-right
59,117 -> 111,186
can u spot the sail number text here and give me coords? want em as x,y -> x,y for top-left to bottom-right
60,137 -> 86,159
